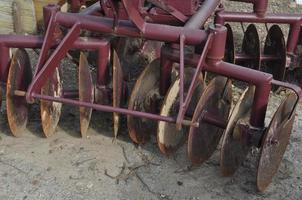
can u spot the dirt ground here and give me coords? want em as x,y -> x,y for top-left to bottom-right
0,1 -> 302,200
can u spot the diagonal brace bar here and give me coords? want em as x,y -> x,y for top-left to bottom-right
26,23 -> 81,103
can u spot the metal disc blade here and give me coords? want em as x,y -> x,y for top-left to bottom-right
127,59 -> 161,144
141,41 -> 162,59
224,24 -> 235,63
157,68 -> 204,155
263,25 -> 286,82
79,52 -> 94,138
257,92 -> 298,192
6,49 -> 32,137
220,86 -> 255,176
112,50 -> 123,138
40,68 -> 62,138
240,24 -> 261,70
188,76 -> 232,165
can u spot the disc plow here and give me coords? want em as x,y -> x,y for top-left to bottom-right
0,0 -> 301,192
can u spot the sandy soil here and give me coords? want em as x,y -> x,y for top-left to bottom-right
0,1 -> 302,200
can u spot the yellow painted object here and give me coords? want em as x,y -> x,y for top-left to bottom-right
0,0 -> 37,34
13,0 -> 37,34
0,0 -> 14,34
33,0 -> 66,28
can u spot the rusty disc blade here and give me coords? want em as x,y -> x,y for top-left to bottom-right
112,49 -> 123,138
127,59 -> 161,144
240,24 -> 261,70
262,25 -> 286,82
6,49 -> 32,137
220,86 -> 255,176
224,24 -> 235,63
257,92 -> 298,192
79,52 -> 94,138
188,76 -> 232,165
40,68 -> 63,138
157,68 -> 204,155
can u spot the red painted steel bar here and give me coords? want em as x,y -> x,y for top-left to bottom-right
0,35 -> 108,50
185,0 -> 221,29
63,90 -> 79,98
27,23 -> 82,102
162,38 -> 272,128
159,50 -> 173,95
288,22 -> 302,54
96,43 -> 110,85
229,0 -> 268,17
79,2 -> 102,16
202,112 -> 228,129
35,5 -> 60,77
179,34 -> 185,117
206,62 -> 272,127
176,33 -> 214,128
215,12 -> 302,24
0,34 -> 109,83
0,45 -> 10,82
235,54 -> 280,62
54,9 -> 208,45
32,93 -> 177,123
215,10 -> 302,54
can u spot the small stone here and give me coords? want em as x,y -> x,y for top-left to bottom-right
177,181 -> 183,186
0,149 -> 5,155
87,182 -> 94,189
46,167 -> 52,172
32,180 -> 39,185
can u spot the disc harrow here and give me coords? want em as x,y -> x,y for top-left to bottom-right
0,0 -> 301,192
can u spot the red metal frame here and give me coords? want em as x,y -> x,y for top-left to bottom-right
0,0 -> 301,132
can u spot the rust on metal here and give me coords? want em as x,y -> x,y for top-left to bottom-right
157,68 -> 204,155
6,49 -> 32,137
112,49 -> 123,138
79,52 -> 94,138
188,76 -> 232,165
220,86 -> 255,176
257,92 -> 298,192
40,68 -> 63,138
0,0 -> 301,192
127,59 -> 161,144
